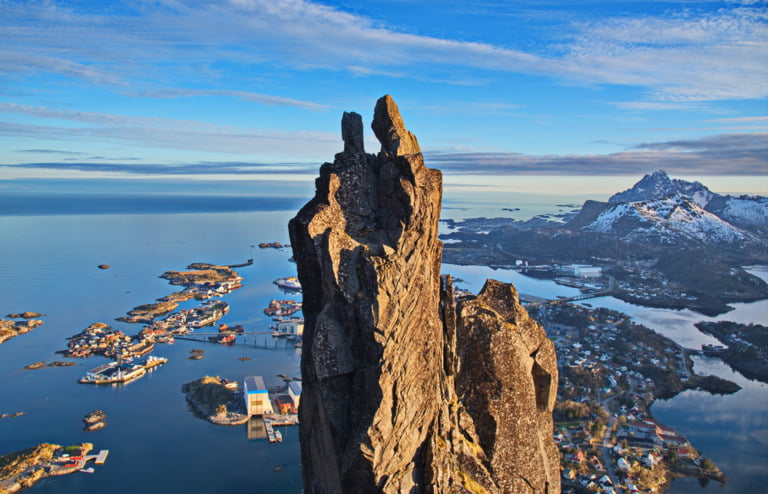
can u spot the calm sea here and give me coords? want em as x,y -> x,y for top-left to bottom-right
1,183 -> 766,493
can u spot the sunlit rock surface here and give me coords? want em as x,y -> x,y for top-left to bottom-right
289,95 -> 559,494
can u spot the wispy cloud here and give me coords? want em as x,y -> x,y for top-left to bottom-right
426,133 -> 768,176
6,133 -> 764,178
0,103 -> 340,158
135,89 -> 330,111
1,0 -> 764,106
17,148 -> 88,156
2,161 -> 316,176
708,116 -> 768,123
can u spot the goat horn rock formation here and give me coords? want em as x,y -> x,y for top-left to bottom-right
289,95 -> 560,494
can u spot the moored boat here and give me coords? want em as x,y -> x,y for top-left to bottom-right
273,277 -> 301,292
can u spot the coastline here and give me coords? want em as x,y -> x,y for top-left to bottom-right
0,443 -> 103,494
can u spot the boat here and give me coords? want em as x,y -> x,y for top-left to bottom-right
227,258 -> 253,268
264,299 -> 302,318
208,333 -> 235,344
79,361 -> 146,384
80,467 -> 95,474
273,277 -> 302,292
78,355 -> 167,384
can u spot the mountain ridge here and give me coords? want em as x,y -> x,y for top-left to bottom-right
609,169 -> 767,232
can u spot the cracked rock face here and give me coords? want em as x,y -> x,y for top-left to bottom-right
289,95 -> 559,494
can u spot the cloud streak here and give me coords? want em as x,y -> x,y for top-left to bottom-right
0,0 -> 765,105
426,133 -> 768,176
134,89 -> 330,111
2,161 -> 316,176
4,133 -> 765,178
0,103 -> 340,158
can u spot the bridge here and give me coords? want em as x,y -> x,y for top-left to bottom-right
174,331 -> 300,348
522,276 -> 617,306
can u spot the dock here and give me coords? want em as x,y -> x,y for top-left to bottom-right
94,450 -> 109,464
264,418 -> 283,443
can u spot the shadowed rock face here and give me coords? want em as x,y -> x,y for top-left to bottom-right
289,95 -> 559,494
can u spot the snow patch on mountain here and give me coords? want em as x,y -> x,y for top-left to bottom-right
583,196 -> 757,246
711,196 -> 768,229
610,170 -> 715,207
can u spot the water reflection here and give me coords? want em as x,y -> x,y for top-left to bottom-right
247,416 -> 267,440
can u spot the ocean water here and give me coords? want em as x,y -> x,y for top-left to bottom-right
449,265 -> 768,493
1,183 -> 766,493
1,209 -> 303,493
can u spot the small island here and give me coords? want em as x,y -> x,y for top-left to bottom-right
83,410 -> 107,432
0,315 -> 44,345
0,443 -> 108,493
258,242 -> 284,249
182,376 -> 248,425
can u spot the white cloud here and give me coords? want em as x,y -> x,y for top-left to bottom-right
563,7 -> 768,103
134,89 -> 330,111
0,103 -> 340,158
0,0 -> 765,107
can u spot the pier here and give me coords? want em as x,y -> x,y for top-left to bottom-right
93,450 -> 109,465
174,331 -> 301,349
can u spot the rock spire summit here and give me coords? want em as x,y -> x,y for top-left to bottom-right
289,95 -> 559,494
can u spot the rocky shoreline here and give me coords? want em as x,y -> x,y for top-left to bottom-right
0,314 -> 44,345
695,321 -> 768,383
181,376 -> 249,426
0,443 -> 95,493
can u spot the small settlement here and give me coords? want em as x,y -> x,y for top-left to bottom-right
264,276 -> 304,344
525,300 -> 728,493
182,374 -> 301,444
62,263 -> 244,385
0,443 -> 109,493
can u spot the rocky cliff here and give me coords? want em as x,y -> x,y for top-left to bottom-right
289,95 -> 559,493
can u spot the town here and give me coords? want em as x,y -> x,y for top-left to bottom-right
526,300 -> 730,493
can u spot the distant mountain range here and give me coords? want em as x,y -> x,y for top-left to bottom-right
607,170 -> 768,233
441,170 -> 768,315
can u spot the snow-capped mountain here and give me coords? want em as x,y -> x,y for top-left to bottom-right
609,170 -> 715,207
574,195 -> 762,248
705,195 -> 768,231
608,170 -> 768,232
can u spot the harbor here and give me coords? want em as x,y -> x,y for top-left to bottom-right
183,374 -> 300,444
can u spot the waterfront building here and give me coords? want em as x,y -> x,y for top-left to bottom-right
288,381 -> 302,408
275,319 -> 304,336
244,376 -> 274,416
275,395 -> 294,414
571,264 -> 602,278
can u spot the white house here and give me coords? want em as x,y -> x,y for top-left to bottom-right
275,318 -> 304,336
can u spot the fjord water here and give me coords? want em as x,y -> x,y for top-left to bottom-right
449,265 -> 768,493
1,210 -> 303,493
2,187 -> 766,493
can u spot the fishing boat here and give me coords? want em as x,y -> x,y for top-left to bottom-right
78,355 -> 167,384
273,277 -> 302,292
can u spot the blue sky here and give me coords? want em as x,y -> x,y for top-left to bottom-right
0,0 -> 766,194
